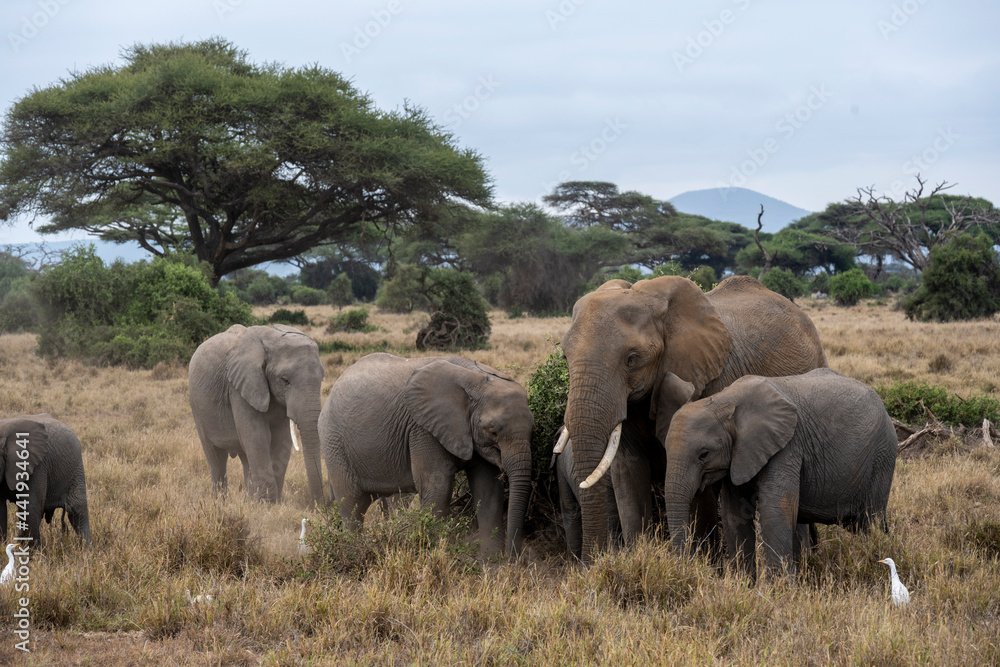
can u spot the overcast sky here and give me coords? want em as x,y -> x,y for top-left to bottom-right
2,0 -> 998,243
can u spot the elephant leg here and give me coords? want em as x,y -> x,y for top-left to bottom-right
793,522 -> 817,564
236,451 -> 250,495
232,403 -> 278,502
466,460 -> 505,558
202,442 -> 230,498
720,483 -> 757,581
25,474 -> 47,548
1,499 -> 7,542
757,488 -> 798,577
610,443 -> 652,546
410,430 -> 458,519
690,484 -> 723,561
269,419 -> 295,502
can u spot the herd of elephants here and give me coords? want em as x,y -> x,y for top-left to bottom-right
1,275 -> 900,580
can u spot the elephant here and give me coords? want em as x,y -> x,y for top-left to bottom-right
320,353 -> 533,558
1,414 -> 92,548
189,324 -> 325,505
664,368 -> 898,580
561,275 -> 827,561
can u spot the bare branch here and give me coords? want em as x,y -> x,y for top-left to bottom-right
754,205 -> 774,280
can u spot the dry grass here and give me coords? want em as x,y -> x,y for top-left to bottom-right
1,299 -> 998,665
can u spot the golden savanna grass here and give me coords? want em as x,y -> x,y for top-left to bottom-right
0,300 -> 998,665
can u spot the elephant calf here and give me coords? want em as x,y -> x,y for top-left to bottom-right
664,368 -> 897,580
1,414 -> 92,548
320,353 -> 533,558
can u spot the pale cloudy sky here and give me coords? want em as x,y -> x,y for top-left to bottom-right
2,0 -> 998,243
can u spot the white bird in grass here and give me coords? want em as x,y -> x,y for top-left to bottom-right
185,589 -> 214,605
298,518 -> 311,556
878,557 -> 910,607
1,544 -> 15,585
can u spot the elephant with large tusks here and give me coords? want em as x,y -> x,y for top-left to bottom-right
188,324 -> 325,505
560,275 -> 827,562
320,353 -> 534,558
665,369 -> 898,580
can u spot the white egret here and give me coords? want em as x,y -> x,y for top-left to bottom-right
185,589 -> 214,605
298,518 -> 311,555
1,544 -> 15,585
877,557 -> 910,607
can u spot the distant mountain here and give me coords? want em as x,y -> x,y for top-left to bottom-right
667,187 -> 813,234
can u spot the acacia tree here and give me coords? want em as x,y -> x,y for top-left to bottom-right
830,176 -> 999,273
0,39 -> 491,282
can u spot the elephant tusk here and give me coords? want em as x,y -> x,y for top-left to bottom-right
553,426 -> 570,455
290,420 -> 301,452
580,422 -> 622,489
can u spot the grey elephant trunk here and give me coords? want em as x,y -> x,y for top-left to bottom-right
563,371 -> 627,562
289,403 -> 325,506
665,484 -> 696,554
502,447 -> 532,556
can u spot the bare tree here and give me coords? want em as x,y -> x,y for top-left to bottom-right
832,176 -> 999,272
753,205 -> 774,280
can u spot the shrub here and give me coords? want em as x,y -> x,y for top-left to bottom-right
415,269 -> 491,350
903,233 -> 1000,322
31,245 -> 252,368
290,285 -> 327,306
828,268 -> 876,306
376,264 -> 431,313
327,272 -> 355,309
267,308 -> 310,326
526,343 -> 569,482
810,272 -> 830,295
686,265 -> 717,292
0,275 -> 41,332
606,266 -> 645,284
327,308 -> 378,333
650,261 -> 685,278
760,268 -> 806,301
875,381 -> 1000,427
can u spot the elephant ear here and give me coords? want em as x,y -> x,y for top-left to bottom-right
404,360 -> 475,460
729,377 -> 798,486
2,418 -> 49,488
652,372 -> 696,445
636,276 -> 732,398
225,327 -> 270,413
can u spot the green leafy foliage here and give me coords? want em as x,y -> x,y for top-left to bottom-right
526,343 -> 570,482
876,381 -> 1000,427
326,272 -> 355,309
0,252 -> 40,332
266,309 -> 310,326
376,264 -> 432,313
327,308 -> 379,333
415,269 -> 491,350
828,268 -> 876,306
290,285 -> 327,306
31,245 -> 252,368
760,267 -> 806,301
903,233 -> 1000,322
0,39 -> 491,280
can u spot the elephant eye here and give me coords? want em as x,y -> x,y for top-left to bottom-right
280,375 -> 291,385
626,352 -> 640,367
697,450 -> 709,462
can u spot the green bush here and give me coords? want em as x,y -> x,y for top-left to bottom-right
903,233 -> 1000,322
760,268 -> 806,301
376,264 -> 431,313
809,272 -> 830,295
415,269 -> 491,350
526,343 -> 569,482
31,245 -> 252,368
875,381 -> 1000,427
606,266 -> 645,284
828,268 -> 876,306
327,272 -> 355,309
0,275 -> 41,332
290,285 -> 327,306
327,308 -> 378,333
650,261 -> 685,278
686,265 -> 717,292
267,308 -> 310,326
